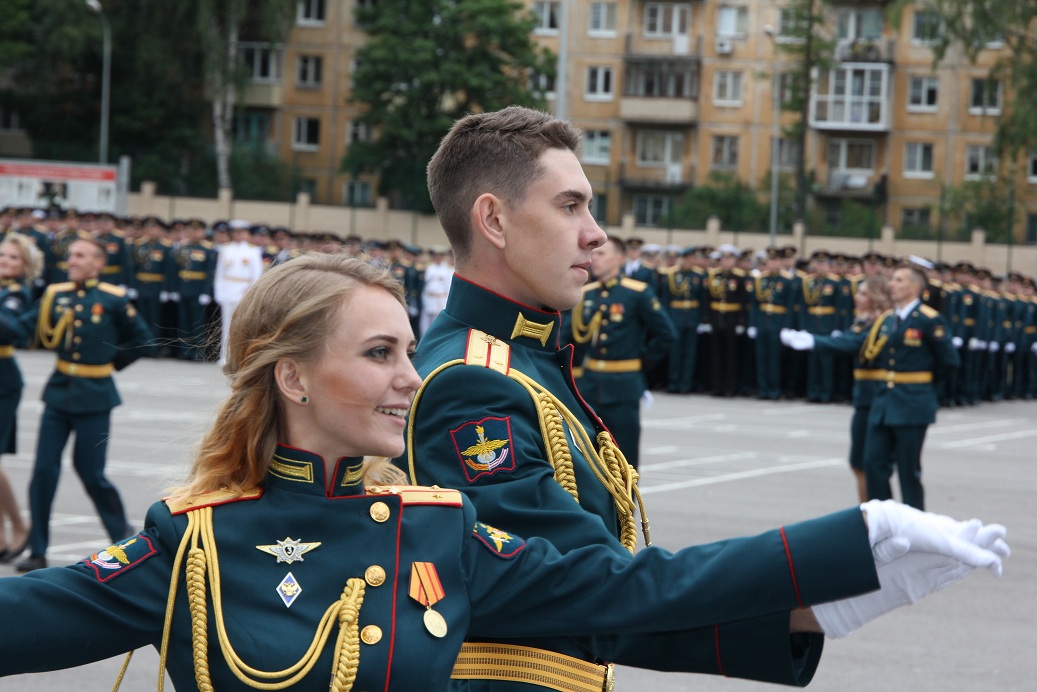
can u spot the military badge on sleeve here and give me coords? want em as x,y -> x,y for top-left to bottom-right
450,416 -> 516,483
78,531 -> 159,583
471,522 -> 526,559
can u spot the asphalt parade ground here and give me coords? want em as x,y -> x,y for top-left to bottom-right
0,350 -> 1033,691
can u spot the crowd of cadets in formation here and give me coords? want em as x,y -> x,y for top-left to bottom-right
3,205 -> 1036,403
0,206 -> 453,361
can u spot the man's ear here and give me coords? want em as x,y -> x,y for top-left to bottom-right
274,358 -> 309,405
471,193 -> 507,250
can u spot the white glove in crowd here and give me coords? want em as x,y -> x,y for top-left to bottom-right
696,323 -> 713,334
1032,342 -> 1037,355
198,294 -> 212,306
989,341 -> 1000,353
1004,342 -> 1015,354
813,500 -> 1009,639
952,336 -> 964,349
746,326 -> 758,339
734,325 -> 746,336
779,328 -> 815,351
159,291 -> 170,303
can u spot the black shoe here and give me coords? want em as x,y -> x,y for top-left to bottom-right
15,554 -> 47,572
0,537 -> 29,564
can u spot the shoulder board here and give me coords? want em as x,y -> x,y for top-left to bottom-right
582,281 -> 602,293
112,229 -> 126,238
161,239 -> 172,247
619,277 -> 648,292
732,268 -> 746,277
134,238 -> 147,246
796,270 -> 810,278
201,240 -> 213,249
463,329 -> 511,374
98,282 -> 127,297
919,304 -> 940,318
929,278 -> 943,287
6,282 -> 23,293
826,272 -> 840,280
45,281 -> 75,294
164,486 -> 263,515
366,485 -> 463,507
659,266 -> 678,276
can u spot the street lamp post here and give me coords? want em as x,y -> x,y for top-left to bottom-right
765,26 -> 779,247
85,0 -> 111,164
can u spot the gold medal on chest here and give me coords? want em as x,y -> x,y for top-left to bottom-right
410,561 -> 448,638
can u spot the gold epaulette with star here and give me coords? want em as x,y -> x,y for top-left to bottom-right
98,282 -> 127,297
919,304 -> 940,318
45,281 -> 75,295
619,277 -> 648,292
165,486 -> 263,515
366,485 -> 463,507
582,281 -> 602,293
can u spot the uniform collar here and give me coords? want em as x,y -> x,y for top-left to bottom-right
601,275 -> 621,289
266,444 -> 367,498
75,277 -> 100,291
445,275 -> 562,352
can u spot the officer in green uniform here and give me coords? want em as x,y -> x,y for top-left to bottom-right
659,246 -> 706,393
173,218 -> 216,360
1011,275 -> 1037,399
95,212 -> 130,288
565,235 -> 674,470
131,216 -> 176,352
801,250 -> 841,403
750,247 -> 794,399
952,261 -> 981,404
704,244 -> 748,397
12,237 -> 153,572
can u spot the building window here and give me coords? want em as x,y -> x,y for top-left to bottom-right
590,193 -> 608,223
812,66 -> 890,128
241,43 -> 282,83
828,139 -> 875,171
716,6 -> 748,38
964,144 -> 997,180
625,60 -> 697,98
969,79 -> 1002,115
912,10 -> 941,44
297,0 -> 325,26
1026,213 -> 1037,243
293,117 -> 320,151
346,120 -> 370,144
0,108 -> 21,131
1028,151 -> 1037,182
901,207 -> 932,231
586,66 -> 614,100
633,194 -> 670,226
637,131 -> 684,168
297,55 -> 323,88
582,130 -> 611,165
644,3 -> 690,38
297,178 -> 317,198
533,1 -> 559,33
836,8 -> 883,40
344,181 -> 373,207
775,137 -> 801,169
907,76 -> 939,111
778,7 -> 807,41
711,135 -> 739,169
589,2 -> 617,36
713,70 -> 743,105
235,111 -> 272,146
904,142 -> 934,178
531,70 -> 556,99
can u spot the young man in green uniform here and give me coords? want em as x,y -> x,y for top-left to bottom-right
659,246 -> 706,394
400,106 -> 1006,690
12,237 -> 153,571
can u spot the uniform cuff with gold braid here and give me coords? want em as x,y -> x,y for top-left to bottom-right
452,642 -> 615,692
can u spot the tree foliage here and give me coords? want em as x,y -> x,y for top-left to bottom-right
342,0 -> 556,211
669,172 -> 769,231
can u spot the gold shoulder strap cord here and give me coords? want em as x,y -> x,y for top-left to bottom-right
569,305 -> 603,345
109,507 -> 367,692
36,288 -> 75,350
407,352 -> 650,553
860,310 -> 893,363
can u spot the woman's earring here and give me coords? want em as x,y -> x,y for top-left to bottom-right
300,396 -> 309,404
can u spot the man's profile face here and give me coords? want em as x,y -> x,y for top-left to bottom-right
67,240 -> 105,283
494,148 -> 606,311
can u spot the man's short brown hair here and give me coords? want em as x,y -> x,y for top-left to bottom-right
426,106 -> 582,263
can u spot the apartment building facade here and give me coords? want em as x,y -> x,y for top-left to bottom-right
237,0 -> 1037,242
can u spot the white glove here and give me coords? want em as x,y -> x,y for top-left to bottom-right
128,288 -> 139,300
830,329 -> 843,338
198,294 -> 212,306
988,341 -> 999,353
814,504 -> 1009,639
1032,342 -> 1037,355
408,305 -> 419,317
170,292 -> 181,303
952,336 -> 963,349
696,323 -> 712,334
747,326 -> 758,339
735,325 -> 746,335
967,337 -> 981,351
781,329 -> 815,351
1004,342 -> 1015,354
159,291 -> 170,303
861,500 -> 1007,576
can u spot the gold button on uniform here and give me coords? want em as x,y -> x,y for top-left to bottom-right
365,565 -> 386,587
361,625 -> 382,645
370,502 -> 390,523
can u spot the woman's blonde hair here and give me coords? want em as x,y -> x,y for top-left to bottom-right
168,254 -> 408,503
858,275 -> 893,314
1,233 -> 44,281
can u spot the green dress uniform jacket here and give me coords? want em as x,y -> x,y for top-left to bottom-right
705,267 -> 748,396
99,231 -> 131,287
132,237 -> 176,334
0,279 -> 31,453
402,276 -> 880,690
0,445 -> 878,690
750,271 -> 794,399
800,273 -> 841,402
658,266 -> 705,393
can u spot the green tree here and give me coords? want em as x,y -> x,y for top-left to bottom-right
342,0 -> 556,211
669,172 -> 768,231
941,176 -> 1016,243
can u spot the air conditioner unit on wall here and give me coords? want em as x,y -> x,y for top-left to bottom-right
715,38 -> 733,55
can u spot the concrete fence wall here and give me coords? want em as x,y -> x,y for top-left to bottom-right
127,185 -> 1037,276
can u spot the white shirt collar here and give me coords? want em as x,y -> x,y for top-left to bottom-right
896,298 -> 921,321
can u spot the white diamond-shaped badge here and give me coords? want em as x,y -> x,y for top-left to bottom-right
276,572 -> 302,608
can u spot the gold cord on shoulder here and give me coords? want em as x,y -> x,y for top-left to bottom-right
158,506 -> 367,691
802,276 -> 821,306
36,288 -> 75,350
570,306 -> 602,345
860,311 -> 893,362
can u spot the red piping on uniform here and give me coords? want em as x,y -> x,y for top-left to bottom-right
714,624 -> 725,676
383,495 -> 403,691
452,274 -> 561,318
780,527 -> 805,609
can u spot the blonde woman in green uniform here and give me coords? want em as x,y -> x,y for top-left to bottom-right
0,233 -> 40,563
